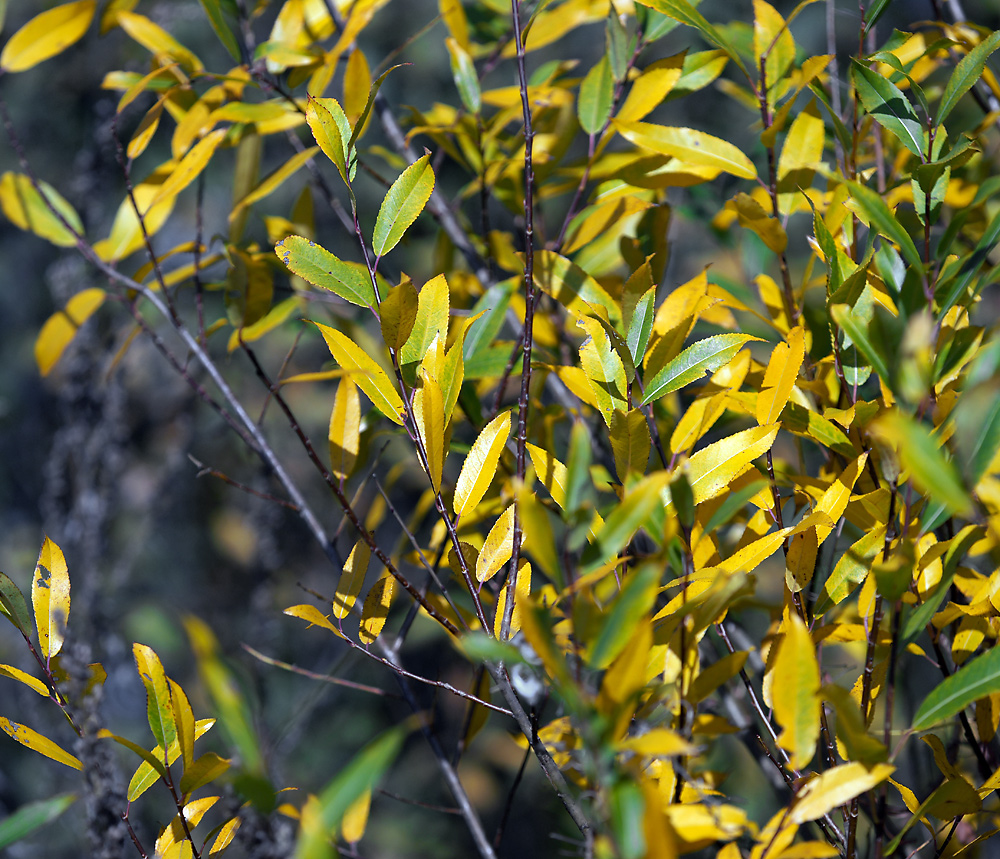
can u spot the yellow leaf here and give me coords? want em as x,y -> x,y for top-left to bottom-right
454,411 -> 511,518
727,192 -> 788,254
439,0 -> 470,50
620,728 -> 695,757
329,377 -> 361,483
315,323 -> 405,425
210,817 -> 241,854
414,375 -> 445,492
477,504 -> 515,583
32,537 -> 70,660
0,171 -> 84,247
343,50 -> 371,126
147,129 -> 227,212
614,120 -> 758,180
686,425 -> 779,504
616,55 -> 684,124
284,605 -> 345,638
579,322 -> 628,426
0,717 -> 82,770
231,147 -> 319,222
753,0 -> 795,93
341,787 -> 372,844
494,559 -> 531,637
786,527 -> 819,593
772,614 -> 820,769
610,409 -> 651,481
0,1 -> 95,72
359,573 -> 396,645
814,453 -> 868,546
379,280 -> 419,353
757,326 -> 805,425
333,541 -> 371,621
94,175 -> 175,262
117,11 -> 203,73
35,288 -> 106,376
0,663 -> 49,697
791,762 -> 895,823
778,100 -> 825,182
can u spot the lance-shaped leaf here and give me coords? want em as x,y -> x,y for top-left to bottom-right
578,54 -> 614,134
913,644 -> 1000,731
494,559 -> 531,638
625,281 -> 656,367
0,572 -> 33,636
379,280 -> 419,353
372,155 -> 435,258
757,327 -> 805,425
634,0 -> 749,78
35,288 -> 106,376
0,664 -> 47,697
414,375 -> 445,492
772,614 -> 820,769
147,129 -> 226,211
32,537 -> 70,660
830,303 -> 891,387
686,424 -> 779,504
532,251 -> 621,325
938,30 -> 1000,124
341,788 -> 373,846
614,119 -> 758,180
580,323 -> 629,426
0,172 -> 83,247
359,573 -> 396,645
198,0 -> 240,61
306,97 -> 353,187
333,541 -> 371,621
813,452 -> 867,546
641,334 -> 761,405
586,565 -> 661,669
285,605 -> 346,637
0,0 -> 95,72
179,751 -> 231,796
117,718 -> 214,801
791,763 -> 895,823
329,377 -> 360,483
726,193 -> 787,253
581,473 -> 671,573
0,793 -> 76,851
454,411 -> 510,518
400,274 -> 450,384
851,60 -> 924,158
134,643 -> 177,751
315,324 -> 405,426
170,678 -> 195,772
0,718 -> 82,770
839,177 -> 922,270
446,37 -> 481,114
477,504 -> 515,583
610,409 -> 651,481
816,526 -> 886,614
276,236 -> 376,308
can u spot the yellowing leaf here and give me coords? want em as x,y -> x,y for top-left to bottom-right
340,787 -> 371,844
786,527 -> 819,593
494,559 -> 531,637
620,729 -> 695,757
333,541 -> 371,621
772,614 -> 820,769
306,96 -> 352,186
753,0 -> 795,91
133,643 -> 177,752
147,129 -> 226,211
372,154 -> 435,258
32,537 -> 70,660
284,605 -> 345,638
476,504 -> 515,583
777,99 -> 825,182
0,1 -> 95,72
756,327 -> 805,425
610,409 -> 651,481
0,664 -> 48,697
726,192 -> 788,254
439,0 -> 470,49
315,323 -> 405,425
817,526 -> 886,613
379,281 -> 419,353
616,56 -> 684,124
614,119 -> 758,180
400,273 -> 449,384
35,288 -> 106,377
454,411 -> 511,518
414,375 -> 445,492
0,171 -> 84,247
117,11 -> 203,73
359,573 -> 396,645
231,147 -> 319,222
791,763 -> 895,823
580,323 -> 629,426
277,235 -> 376,308
343,50 -> 372,126
329,377 -> 361,483
686,425 -> 779,504
813,453 -> 867,546
0,718 -> 82,770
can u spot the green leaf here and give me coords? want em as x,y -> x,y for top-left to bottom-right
913,645 -> 1000,731
294,726 -> 405,859
587,565 -> 661,669
133,643 -> 177,751
400,273 -> 450,384
937,30 -> 1000,124
850,59 -> 924,158
446,37 -> 481,114
306,97 -> 353,189
863,0 -> 892,29
198,0 -> 239,61
372,154 -> 435,258
0,794 -> 76,850
936,206 -> 1000,318
581,473 -> 670,573
839,177 -> 923,270
0,572 -> 32,636
830,304 -> 892,388
635,0 -> 749,78
578,55 -> 614,135
626,284 -> 656,366
275,236 -> 376,308
641,333 -> 760,405
951,381 -> 1000,489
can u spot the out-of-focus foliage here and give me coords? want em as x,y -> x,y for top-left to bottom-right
3,0 -> 1000,857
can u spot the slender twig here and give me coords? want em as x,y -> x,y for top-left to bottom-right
241,644 -> 399,698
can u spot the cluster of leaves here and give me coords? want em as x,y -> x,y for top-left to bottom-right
3,0 -> 1000,857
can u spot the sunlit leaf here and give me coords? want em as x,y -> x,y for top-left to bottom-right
454,411 -> 511,518
476,504 -> 515,583
614,120 -> 758,180
772,615 -> 820,769
641,334 -> 761,405
32,537 -> 70,661
35,288 -> 105,377
333,541 -> 371,621
0,1 -> 95,72
133,642 -> 177,751
756,327 -> 805,425
359,573 -> 396,645
372,155 -> 435,258
0,718 -> 82,770
850,60 -> 924,158
686,425 -> 779,504
791,763 -> 894,823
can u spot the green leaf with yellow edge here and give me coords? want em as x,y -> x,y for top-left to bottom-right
0,172 -> 83,247
333,541 -> 371,621
0,572 -> 32,636
0,718 -> 82,770
477,504 -> 515,583
726,193 -> 787,254
614,119 -> 758,180
454,411 -> 510,519
400,273 -> 450,384
850,59 -> 924,159
306,97 -> 352,187
838,177 -> 922,270
34,288 -> 105,377
0,0 -> 95,72
0,793 -> 76,851
379,281 -> 419,353
294,726 -> 405,859
790,762 -> 894,823
170,678 -> 195,772
414,375 -> 445,492
532,250 -> 621,325
276,236 -> 375,308
314,323 -> 405,426
32,537 -> 70,661
133,642 -> 177,751
815,525 -> 885,615
578,54 -> 614,134
634,0 -> 749,78
329,377 -> 360,483
772,614 -> 820,769
912,645 -> 1000,731
359,573 -> 396,645
581,473 -> 671,573
198,0 -> 239,61
686,424 -> 779,504
757,327 -> 805,426
372,154 -> 435,258
641,334 -> 761,405
580,322 -> 629,426
872,411 -> 972,516
938,30 -> 1000,124
587,564 -> 661,671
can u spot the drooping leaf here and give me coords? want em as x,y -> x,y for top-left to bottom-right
276,236 -> 376,308
772,614 -> 820,769
476,505 -> 515,583
333,541 -> 371,621
379,280 -> 419,353
0,172 -> 83,247
756,327 -> 805,425
32,537 -> 70,660
634,0 -> 749,78
372,154 -> 435,258
34,288 -> 106,377
494,559 -> 531,638
198,0 -> 239,61
610,409 -> 652,481
454,411 -> 511,519
285,605 -> 345,637
0,572 -> 32,636
329,377 -> 361,483
532,251 -> 621,325
0,794 -> 76,850
359,573 -> 396,645
816,526 -> 886,614
641,334 -> 760,405
0,0 -> 95,72
0,718 -> 82,770
413,374 -> 445,492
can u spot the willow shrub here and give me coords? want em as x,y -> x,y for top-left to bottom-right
2,0 -> 1000,857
